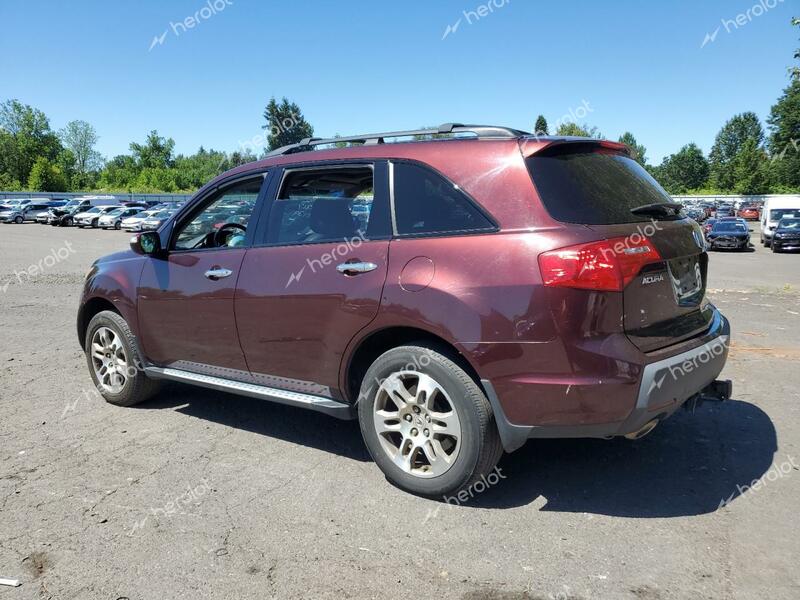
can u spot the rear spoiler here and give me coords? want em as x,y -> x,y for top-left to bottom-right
519,137 -> 631,158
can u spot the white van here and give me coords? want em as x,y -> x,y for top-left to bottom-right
761,197 -> 800,247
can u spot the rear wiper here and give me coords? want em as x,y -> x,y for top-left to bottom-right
630,202 -> 682,218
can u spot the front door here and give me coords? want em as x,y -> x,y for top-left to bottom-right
235,163 -> 391,397
137,175 -> 267,378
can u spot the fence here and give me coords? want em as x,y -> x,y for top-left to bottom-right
673,194 -> 800,204
0,191 -> 192,203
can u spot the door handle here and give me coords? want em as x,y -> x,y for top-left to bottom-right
336,261 -> 378,275
204,267 -> 233,280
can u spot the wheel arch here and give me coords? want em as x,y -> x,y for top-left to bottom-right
342,325 -> 484,405
77,297 -> 121,348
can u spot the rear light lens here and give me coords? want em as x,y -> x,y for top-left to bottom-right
538,236 -> 662,292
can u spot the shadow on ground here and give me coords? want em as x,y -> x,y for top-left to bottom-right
473,399 -> 778,517
139,382 -> 371,462
141,388 -> 776,518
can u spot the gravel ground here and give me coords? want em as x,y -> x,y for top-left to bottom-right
1,222 -> 799,600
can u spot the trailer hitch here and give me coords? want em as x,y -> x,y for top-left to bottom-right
684,379 -> 733,413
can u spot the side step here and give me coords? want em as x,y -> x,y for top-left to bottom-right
145,367 -> 356,420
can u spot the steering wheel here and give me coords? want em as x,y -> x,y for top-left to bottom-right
213,222 -> 246,247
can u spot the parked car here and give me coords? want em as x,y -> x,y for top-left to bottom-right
138,209 -> 176,231
78,124 -> 731,497
121,210 -> 160,231
761,198 -> 800,247
0,202 -> 53,223
703,218 -> 718,235
74,205 -> 121,228
35,200 -> 68,223
737,204 -> 760,220
98,207 -> 144,230
706,220 -> 750,250
771,217 -> 800,253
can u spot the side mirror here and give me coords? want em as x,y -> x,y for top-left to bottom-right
130,231 -> 161,255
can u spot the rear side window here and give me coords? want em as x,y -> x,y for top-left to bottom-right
267,166 -> 386,245
526,148 -> 675,224
392,162 -> 495,236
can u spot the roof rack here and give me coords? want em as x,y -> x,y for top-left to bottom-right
265,123 -> 530,157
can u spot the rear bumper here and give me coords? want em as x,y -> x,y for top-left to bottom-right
482,312 -> 731,452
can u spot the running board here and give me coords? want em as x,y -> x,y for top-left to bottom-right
145,367 -> 356,420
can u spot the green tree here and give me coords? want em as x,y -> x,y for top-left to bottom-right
130,130 -> 175,169
555,122 -> 602,138
767,78 -> 800,189
708,112 -> 764,191
27,156 -> 68,191
791,17 -> 799,80
534,115 -> 549,136
657,143 -> 710,193
59,120 -> 103,184
262,97 -> 314,151
618,132 -> 648,165
0,99 -> 62,185
732,138 -> 770,194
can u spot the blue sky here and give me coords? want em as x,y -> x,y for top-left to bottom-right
1,0 -> 797,164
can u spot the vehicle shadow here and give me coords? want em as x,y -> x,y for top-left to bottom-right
141,388 -> 777,517
469,399 -> 778,517
139,382 -> 371,462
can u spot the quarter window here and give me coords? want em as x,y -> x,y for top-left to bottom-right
267,166 -> 376,245
392,162 -> 494,236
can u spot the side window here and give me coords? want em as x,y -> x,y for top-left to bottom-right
392,162 -> 495,236
267,166 -> 375,245
173,177 -> 263,250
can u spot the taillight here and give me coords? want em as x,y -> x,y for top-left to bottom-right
538,236 -> 662,292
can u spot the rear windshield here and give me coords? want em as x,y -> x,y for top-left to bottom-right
714,222 -> 747,232
526,148 -> 676,224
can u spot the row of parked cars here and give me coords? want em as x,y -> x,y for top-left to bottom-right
680,198 -> 800,253
0,196 -> 183,232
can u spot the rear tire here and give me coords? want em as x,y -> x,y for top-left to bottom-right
357,344 -> 503,497
84,310 -> 161,407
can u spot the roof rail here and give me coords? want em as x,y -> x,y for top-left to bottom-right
264,123 -> 529,157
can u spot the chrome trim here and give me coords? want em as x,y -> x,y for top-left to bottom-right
336,261 -> 378,274
145,367 -> 354,420
204,268 -> 233,280
388,161 -> 398,236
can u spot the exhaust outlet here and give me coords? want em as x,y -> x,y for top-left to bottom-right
624,419 -> 659,440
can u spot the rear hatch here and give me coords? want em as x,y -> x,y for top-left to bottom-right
526,141 -> 714,353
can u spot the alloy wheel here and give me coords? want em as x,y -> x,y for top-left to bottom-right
372,371 -> 462,478
90,327 -> 130,393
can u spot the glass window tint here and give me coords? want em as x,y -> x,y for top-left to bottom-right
267,166 -> 374,245
392,162 -> 494,235
526,147 -> 676,225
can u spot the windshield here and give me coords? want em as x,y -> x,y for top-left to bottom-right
526,148 -> 676,224
713,222 -> 747,233
770,209 -> 799,222
85,207 -> 101,214
107,208 -> 125,216
778,218 -> 800,230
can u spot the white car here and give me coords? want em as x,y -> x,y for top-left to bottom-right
97,207 -> 144,230
121,209 -> 160,231
74,205 -> 121,228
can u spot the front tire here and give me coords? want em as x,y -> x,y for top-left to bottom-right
14,216 -> 23,224
772,243 -> 781,253
84,310 -> 161,407
357,344 -> 503,497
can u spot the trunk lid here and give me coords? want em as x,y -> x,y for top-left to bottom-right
525,141 -> 714,353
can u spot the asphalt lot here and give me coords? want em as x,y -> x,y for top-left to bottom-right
1,222 -> 799,600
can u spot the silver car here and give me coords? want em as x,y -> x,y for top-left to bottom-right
0,202 -> 53,224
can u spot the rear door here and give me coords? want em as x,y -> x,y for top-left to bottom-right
235,161 -> 391,397
526,144 -> 713,352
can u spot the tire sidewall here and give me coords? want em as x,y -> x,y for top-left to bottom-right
84,312 -> 139,404
358,346 -> 483,497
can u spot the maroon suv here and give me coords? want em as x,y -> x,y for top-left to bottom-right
78,124 -> 731,496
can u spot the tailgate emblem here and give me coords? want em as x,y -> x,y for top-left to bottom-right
642,273 -> 665,285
